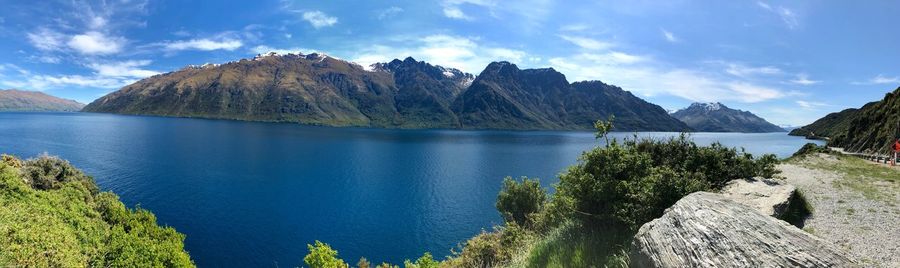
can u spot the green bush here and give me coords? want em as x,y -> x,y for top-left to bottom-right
442,224 -> 532,267
791,142 -> 832,158
304,241 -> 349,268
0,154 -> 194,268
495,177 -> 547,227
21,154 -> 98,195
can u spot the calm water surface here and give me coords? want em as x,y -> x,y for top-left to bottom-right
0,112 -> 821,267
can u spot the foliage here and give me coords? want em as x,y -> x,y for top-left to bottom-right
522,221 -> 629,268
442,224 -> 532,267
403,253 -> 438,268
21,153 -> 98,194
781,190 -> 813,228
495,177 -> 547,227
357,257 -> 371,268
0,154 -> 193,267
791,143 -> 833,158
304,241 -> 349,268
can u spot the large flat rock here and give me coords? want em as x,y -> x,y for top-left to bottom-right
630,192 -> 855,268
721,178 -> 796,218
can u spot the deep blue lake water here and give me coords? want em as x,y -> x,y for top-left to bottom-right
0,112 -> 821,267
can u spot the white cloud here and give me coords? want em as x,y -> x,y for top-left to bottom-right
796,100 -> 828,109
0,74 -> 133,90
86,60 -> 159,78
789,73 -> 821,85
440,0 -> 494,20
853,74 -> 900,85
725,63 -> 782,77
758,2 -> 799,29
164,38 -> 243,51
352,34 -> 527,73
67,31 -> 125,55
661,29 -> 678,42
559,24 -> 589,32
548,56 -> 787,103
250,45 -> 319,55
27,28 -> 66,51
89,16 -> 107,30
559,35 -> 613,50
301,10 -> 338,28
377,7 -> 404,20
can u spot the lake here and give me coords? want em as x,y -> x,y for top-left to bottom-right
0,112 -> 821,267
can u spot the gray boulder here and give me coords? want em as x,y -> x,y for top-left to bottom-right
721,178 -> 796,218
630,192 -> 855,268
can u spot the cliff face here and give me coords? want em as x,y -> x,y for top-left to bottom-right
0,89 -> 84,112
84,54 -> 692,131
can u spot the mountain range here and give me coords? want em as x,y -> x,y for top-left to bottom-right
671,102 -> 785,133
83,52 -> 692,131
791,86 -> 900,153
0,89 -> 84,112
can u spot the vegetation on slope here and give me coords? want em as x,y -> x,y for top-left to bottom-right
303,118 -> 778,267
0,154 -> 193,267
791,86 -> 900,154
788,108 -> 861,139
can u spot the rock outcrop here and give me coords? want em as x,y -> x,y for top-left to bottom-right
630,192 -> 855,268
721,178 -> 797,218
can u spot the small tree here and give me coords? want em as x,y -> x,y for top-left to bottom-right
357,257 -> 371,268
403,253 -> 438,268
304,241 -> 349,268
496,176 -> 547,227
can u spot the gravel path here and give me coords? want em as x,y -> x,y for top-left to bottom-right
778,154 -> 900,267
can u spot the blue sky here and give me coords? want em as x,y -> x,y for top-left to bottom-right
0,0 -> 898,126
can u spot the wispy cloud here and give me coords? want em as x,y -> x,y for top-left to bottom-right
440,0 -> 494,20
661,29 -> 678,43
85,60 -> 159,78
725,63 -> 782,77
26,28 -> 66,51
162,38 -> 243,51
796,100 -> 828,109
789,73 -> 821,85
377,7 -> 404,20
301,11 -> 338,28
852,74 -> 900,85
250,45 -> 319,55
559,35 -> 613,50
757,2 -> 799,29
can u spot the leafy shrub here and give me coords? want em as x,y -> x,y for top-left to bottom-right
792,142 -> 832,158
442,224 -> 532,268
403,253 -> 438,268
304,241 -> 349,268
21,154 -> 98,194
0,154 -> 194,268
495,177 -> 547,227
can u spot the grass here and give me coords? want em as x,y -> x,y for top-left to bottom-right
514,221 -> 630,268
781,190 -> 814,228
794,154 -> 900,203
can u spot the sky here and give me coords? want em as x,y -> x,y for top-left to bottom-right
0,0 -> 898,126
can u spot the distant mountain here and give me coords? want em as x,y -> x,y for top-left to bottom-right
0,89 -> 84,112
795,87 -> 900,153
671,102 -> 785,133
84,52 -> 691,131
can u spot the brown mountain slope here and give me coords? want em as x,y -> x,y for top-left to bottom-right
0,89 -> 84,112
